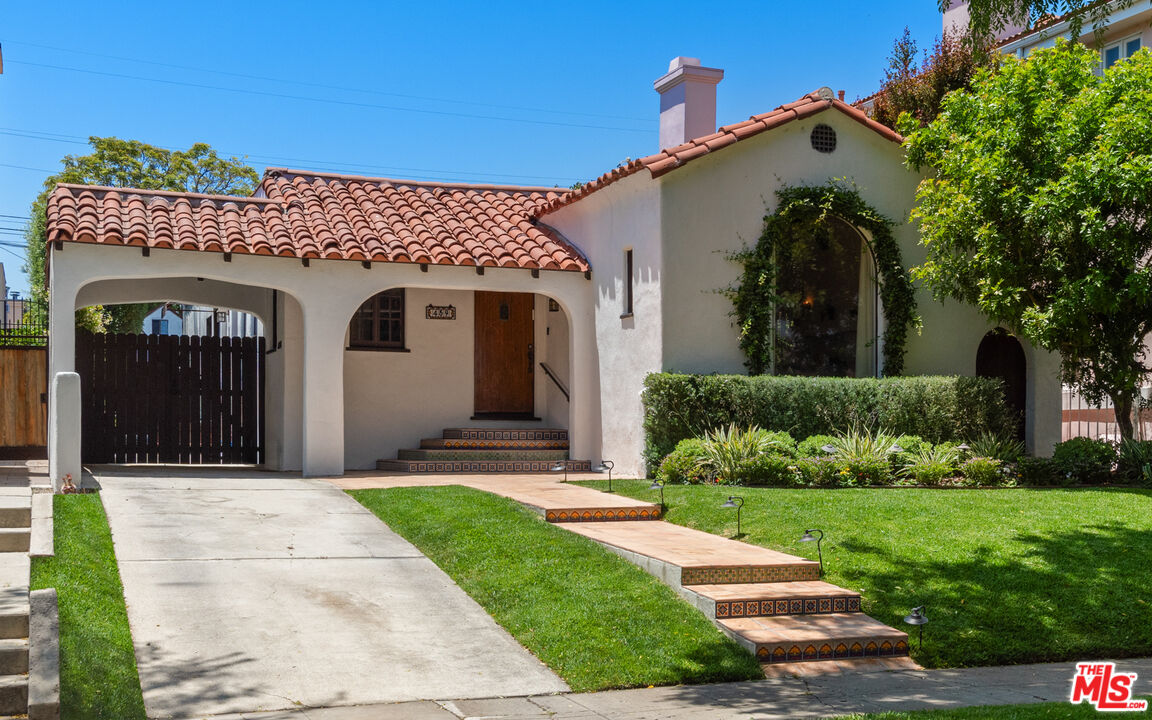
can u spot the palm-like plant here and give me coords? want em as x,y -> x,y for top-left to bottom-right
697,424 -> 777,483
967,432 -> 1026,462
901,444 -> 961,485
826,426 -> 900,463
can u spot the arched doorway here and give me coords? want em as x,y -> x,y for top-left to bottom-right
976,329 -> 1026,440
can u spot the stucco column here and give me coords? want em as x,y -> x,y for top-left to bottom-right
47,258 -> 80,486
566,304 -> 602,466
299,301 -> 350,476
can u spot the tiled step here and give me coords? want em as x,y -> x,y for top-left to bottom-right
545,506 -> 662,522
397,448 -> 569,462
564,521 -> 821,587
377,459 -> 592,473
685,581 -> 862,619
442,428 -> 568,442
0,638 -> 28,675
420,438 -> 569,450
719,613 -> 909,664
0,674 -> 28,716
0,531 -> 28,554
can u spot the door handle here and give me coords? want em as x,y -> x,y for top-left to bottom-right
528,343 -> 535,374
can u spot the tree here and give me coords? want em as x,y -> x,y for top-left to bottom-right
23,138 -> 259,333
871,27 -> 996,130
904,40 -> 1152,438
947,0 -> 1136,46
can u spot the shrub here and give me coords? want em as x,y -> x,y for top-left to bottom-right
1052,437 -> 1116,485
1115,440 -> 1152,486
793,456 -> 840,486
641,373 -> 1018,471
961,456 -> 1007,487
967,432 -> 1025,462
1015,456 -> 1061,486
797,434 -> 839,458
827,427 -> 900,462
658,439 -> 714,484
761,431 -> 797,457
837,457 -> 893,486
891,434 -> 929,471
901,444 -> 960,486
736,454 -> 799,486
697,424 -> 778,484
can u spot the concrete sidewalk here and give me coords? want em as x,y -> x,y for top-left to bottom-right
95,468 -> 567,719
188,657 -> 1152,719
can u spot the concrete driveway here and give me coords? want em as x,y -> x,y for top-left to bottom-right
96,468 -> 567,719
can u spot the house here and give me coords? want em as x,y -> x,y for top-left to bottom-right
946,0 -> 1149,65
42,56 -> 1063,485
140,303 -> 183,336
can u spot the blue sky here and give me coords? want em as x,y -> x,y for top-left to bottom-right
0,1 -> 944,295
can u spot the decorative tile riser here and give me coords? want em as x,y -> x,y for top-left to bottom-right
398,449 -> 569,461
421,439 -> 569,450
715,595 -> 861,619
443,428 -> 568,442
546,507 -> 661,522
681,565 -> 821,585
756,638 -> 909,664
377,459 -> 592,473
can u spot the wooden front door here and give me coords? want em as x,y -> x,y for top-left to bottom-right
474,291 -> 534,416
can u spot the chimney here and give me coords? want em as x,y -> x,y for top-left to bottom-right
654,57 -> 724,151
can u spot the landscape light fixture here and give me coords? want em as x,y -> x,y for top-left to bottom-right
721,495 -> 745,536
903,605 -> 928,651
594,460 -> 615,492
821,444 -> 837,455
799,528 -> 825,576
956,444 -> 970,455
889,445 -> 904,454
550,462 -> 568,482
648,478 -> 665,510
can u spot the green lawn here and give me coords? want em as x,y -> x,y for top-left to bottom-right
350,486 -> 764,691
30,494 -> 146,719
577,480 -> 1152,669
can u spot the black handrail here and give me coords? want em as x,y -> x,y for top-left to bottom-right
539,362 -> 569,401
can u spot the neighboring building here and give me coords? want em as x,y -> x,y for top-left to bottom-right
180,306 -> 263,338
947,0 -> 1150,64
1,263 -> 30,329
41,56 -> 1063,480
140,303 -> 184,336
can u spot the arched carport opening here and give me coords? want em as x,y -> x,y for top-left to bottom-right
69,277 -> 305,470
340,284 -> 575,470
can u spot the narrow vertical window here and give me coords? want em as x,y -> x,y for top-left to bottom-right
623,248 -> 634,317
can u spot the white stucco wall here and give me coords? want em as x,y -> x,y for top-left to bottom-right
545,173 -> 662,477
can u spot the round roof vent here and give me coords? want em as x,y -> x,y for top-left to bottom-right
811,124 -> 837,154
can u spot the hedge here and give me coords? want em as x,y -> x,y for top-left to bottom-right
641,373 -> 1019,471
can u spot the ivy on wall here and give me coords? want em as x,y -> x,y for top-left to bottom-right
729,182 -> 918,376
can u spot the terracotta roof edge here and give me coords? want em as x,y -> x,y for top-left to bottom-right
265,168 -> 571,194
51,183 -> 277,204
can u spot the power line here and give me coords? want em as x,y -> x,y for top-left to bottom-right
11,60 -> 653,134
0,162 -> 57,173
7,40 -> 652,124
0,128 -> 584,184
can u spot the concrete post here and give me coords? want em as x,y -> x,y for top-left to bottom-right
567,306 -> 602,466
48,373 -> 81,493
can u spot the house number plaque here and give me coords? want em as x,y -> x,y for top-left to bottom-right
425,304 -> 456,320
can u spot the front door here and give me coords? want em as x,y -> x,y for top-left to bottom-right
474,291 -> 534,417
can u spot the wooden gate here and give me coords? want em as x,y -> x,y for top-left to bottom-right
0,348 -> 48,458
76,332 -> 265,464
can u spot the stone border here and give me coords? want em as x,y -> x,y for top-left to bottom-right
29,588 -> 59,720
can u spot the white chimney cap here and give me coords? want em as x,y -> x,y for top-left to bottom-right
668,56 -> 701,72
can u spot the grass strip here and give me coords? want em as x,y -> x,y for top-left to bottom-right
31,493 -> 146,720
838,698 -> 1150,718
578,480 -> 1152,670
350,485 -> 763,692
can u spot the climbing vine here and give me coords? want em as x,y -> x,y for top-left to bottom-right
729,182 -> 917,376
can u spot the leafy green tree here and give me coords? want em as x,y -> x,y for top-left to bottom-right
23,138 -> 258,333
871,27 -> 996,130
947,0 -> 1136,45
905,41 -> 1152,438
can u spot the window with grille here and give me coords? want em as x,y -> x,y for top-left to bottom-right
349,289 -> 405,349
1104,35 -> 1141,68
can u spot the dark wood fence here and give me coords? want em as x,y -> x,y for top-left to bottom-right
76,332 -> 265,464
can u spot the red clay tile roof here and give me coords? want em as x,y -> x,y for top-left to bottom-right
540,90 -> 904,215
46,172 -> 588,272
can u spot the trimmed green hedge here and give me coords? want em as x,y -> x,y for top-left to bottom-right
641,373 -> 1018,471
